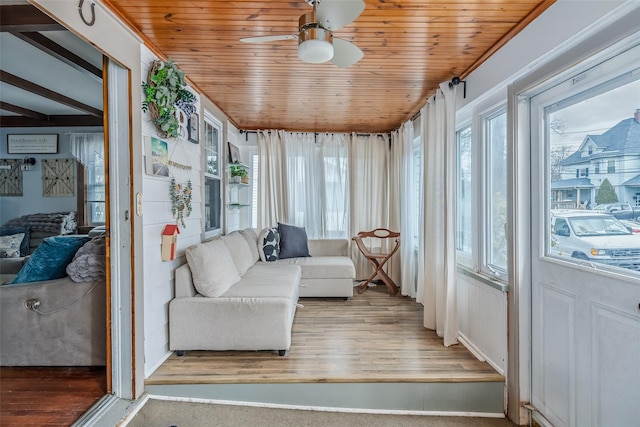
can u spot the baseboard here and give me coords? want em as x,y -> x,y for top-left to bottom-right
144,350 -> 173,379
458,333 -> 504,376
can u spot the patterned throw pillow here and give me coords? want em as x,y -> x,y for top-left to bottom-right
258,227 -> 280,262
0,233 -> 26,258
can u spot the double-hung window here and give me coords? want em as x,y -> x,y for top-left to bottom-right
455,104 -> 508,281
455,124 -> 472,266
203,113 -> 222,237
484,108 -> 508,277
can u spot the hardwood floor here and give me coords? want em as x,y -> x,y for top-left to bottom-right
147,285 -> 503,385
0,367 -> 106,427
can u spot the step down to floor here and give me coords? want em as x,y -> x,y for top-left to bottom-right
146,381 -> 505,415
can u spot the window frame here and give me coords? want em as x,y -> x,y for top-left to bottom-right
202,112 -> 223,239
481,106 -> 509,279
455,122 -> 473,267
455,97 -> 509,283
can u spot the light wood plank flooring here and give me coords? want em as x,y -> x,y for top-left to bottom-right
147,285 -> 503,385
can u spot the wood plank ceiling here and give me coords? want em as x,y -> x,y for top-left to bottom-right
115,1 -> 552,133
0,4 -> 104,128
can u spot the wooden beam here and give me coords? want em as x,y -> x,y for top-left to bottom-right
11,32 -> 103,79
0,5 -> 65,32
0,115 -> 103,128
0,70 -> 103,117
0,101 -> 48,121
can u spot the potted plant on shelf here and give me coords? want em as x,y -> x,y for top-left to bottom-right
230,164 -> 249,184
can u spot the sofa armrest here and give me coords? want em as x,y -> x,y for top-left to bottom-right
0,256 -> 28,275
307,239 -> 349,256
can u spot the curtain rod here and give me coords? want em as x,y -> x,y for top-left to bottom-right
239,130 -> 391,143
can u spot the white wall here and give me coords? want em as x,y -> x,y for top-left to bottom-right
140,46 -> 209,376
0,126 -> 101,223
457,274 -> 507,374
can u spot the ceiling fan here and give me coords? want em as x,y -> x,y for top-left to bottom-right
239,0 -> 365,68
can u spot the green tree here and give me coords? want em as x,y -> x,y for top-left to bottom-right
595,178 -> 618,204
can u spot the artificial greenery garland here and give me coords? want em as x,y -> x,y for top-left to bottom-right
142,59 -> 196,139
170,177 -> 192,228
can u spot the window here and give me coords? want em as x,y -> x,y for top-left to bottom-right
485,109 -> 508,275
85,151 -> 105,225
203,113 -> 222,237
72,133 -> 105,227
541,45 -> 640,274
454,104 -> 508,280
412,135 -> 422,249
456,125 -> 472,262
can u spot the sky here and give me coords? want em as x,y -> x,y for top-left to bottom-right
549,78 -> 640,150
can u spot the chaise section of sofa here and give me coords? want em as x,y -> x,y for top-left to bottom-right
272,239 -> 355,298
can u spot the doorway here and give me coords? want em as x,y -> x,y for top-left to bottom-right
529,38 -> 640,427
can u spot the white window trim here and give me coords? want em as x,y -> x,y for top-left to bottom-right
466,96 -> 510,283
203,111 -> 223,239
455,121 -> 473,268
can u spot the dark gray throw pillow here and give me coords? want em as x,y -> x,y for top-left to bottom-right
278,222 -> 310,259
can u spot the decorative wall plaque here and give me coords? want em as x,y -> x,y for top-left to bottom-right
7,134 -> 58,154
0,159 -> 23,196
42,158 -> 74,197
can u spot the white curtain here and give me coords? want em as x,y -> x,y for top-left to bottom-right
283,132 -> 349,239
419,83 -> 458,346
395,121 -> 420,298
258,131 -> 349,238
257,130 -> 287,230
70,133 -> 104,166
349,133 -> 394,280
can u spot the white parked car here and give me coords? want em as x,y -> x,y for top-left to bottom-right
550,210 -> 640,271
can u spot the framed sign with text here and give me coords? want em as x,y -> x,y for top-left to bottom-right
7,134 -> 58,154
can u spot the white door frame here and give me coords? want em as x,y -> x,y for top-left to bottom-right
507,4 -> 640,425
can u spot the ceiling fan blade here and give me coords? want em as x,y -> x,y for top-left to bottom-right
316,0 -> 365,31
331,38 -> 363,68
239,34 -> 297,43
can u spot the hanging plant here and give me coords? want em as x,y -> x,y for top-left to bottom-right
142,59 -> 197,139
169,178 -> 192,228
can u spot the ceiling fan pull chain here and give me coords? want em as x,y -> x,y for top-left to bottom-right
78,0 -> 96,27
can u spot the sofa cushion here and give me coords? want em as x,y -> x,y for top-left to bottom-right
0,233 -> 26,258
239,228 -> 260,264
258,227 -> 280,262
221,231 -> 254,275
66,236 -> 106,282
274,256 -> 355,279
223,264 -> 301,299
186,239 -> 240,297
12,235 -> 91,284
0,227 -> 30,256
278,222 -> 310,259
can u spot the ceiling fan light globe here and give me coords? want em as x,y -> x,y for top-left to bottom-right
298,39 -> 334,64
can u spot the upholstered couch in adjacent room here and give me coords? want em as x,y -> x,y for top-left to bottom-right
169,226 -> 355,355
0,232 -> 107,366
0,211 -> 78,275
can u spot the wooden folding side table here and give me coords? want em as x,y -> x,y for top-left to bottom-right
352,228 -> 400,296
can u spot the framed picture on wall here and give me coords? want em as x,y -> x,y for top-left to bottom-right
144,136 -> 170,177
188,113 -> 199,143
228,142 -> 240,163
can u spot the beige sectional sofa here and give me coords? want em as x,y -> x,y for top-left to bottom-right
169,228 -> 355,355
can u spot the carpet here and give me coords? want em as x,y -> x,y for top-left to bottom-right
125,398 -> 517,427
